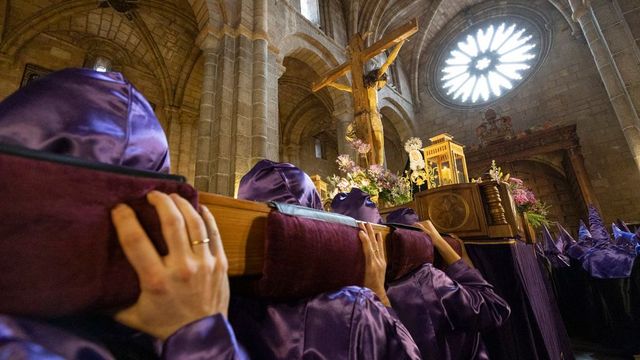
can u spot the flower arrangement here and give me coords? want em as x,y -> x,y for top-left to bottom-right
327,141 -> 412,207
487,160 -> 551,228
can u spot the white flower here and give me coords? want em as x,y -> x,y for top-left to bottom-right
404,137 -> 423,153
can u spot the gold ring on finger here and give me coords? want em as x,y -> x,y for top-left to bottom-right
191,238 -> 210,246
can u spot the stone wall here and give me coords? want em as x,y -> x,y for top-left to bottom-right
416,2 -> 640,223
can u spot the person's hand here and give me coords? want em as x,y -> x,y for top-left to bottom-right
110,191 -> 230,340
358,222 -> 390,306
414,220 -> 461,266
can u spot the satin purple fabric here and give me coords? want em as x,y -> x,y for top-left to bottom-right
567,221 -> 592,260
237,159 -> 323,210
581,244 -> 636,278
233,161 -> 421,359
0,314 -> 246,359
386,208 -> 419,226
588,205 -> 611,244
229,286 -> 421,360
541,226 -> 570,268
331,188 -> 383,223
0,68 -> 170,172
572,207 -> 638,278
612,223 -> 638,253
387,261 -> 510,360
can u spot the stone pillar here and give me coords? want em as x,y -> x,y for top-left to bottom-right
567,146 -> 601,210
333,109 -> 354,157
178,115 -> 196,181
194,32 -> 220,192
569,0 -> 640,172
251,0 -> 268,164
164,105 -> 182,175
602,1 -> 640,112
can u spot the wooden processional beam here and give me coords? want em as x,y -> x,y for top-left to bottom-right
199,192 -> 391,277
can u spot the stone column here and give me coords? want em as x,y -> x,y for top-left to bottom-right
567,146 -> 601,210
194,32 -> 220,192
569,0 -> 640,172
251,0 -> 269,164
164,105 -> 182,175
603,1 -> 640,112
178,114 -> 196,181
333,109 -> 354,157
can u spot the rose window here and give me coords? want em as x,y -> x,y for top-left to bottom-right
438,20 -> 541,105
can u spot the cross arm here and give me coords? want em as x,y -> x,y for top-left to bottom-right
312,63 -> 350,92
363,18 -> 418,61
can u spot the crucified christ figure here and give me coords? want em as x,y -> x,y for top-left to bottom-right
312,19 -> 418,166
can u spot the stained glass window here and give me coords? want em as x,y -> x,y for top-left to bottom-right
438,20 -> 540,105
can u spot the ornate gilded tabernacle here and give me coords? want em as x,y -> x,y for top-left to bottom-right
413,182 -> 523,241
423,133 -> 469,188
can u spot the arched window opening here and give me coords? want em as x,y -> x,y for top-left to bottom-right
300,0 -> 320,25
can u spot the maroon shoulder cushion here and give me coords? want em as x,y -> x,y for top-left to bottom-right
258,211 -> 365,299
0,148 -> 198,317
387,229 -> 465,280
386,228 -> 434,281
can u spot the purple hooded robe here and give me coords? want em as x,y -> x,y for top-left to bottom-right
231,161 -> 421,360
0,68 -> 245,359
386,261 -> 511,359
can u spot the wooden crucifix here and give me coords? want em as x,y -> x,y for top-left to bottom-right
312,18 -> 418,166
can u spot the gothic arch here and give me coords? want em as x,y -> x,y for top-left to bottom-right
282,94 -> 329,146
379,97 -> 414,142
277,32 -> 352,112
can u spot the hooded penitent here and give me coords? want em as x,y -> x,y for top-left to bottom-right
0,68 -> 170,172
237,159 -> 323,210
330,188 -> 383,224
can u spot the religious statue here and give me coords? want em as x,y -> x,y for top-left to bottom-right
475,108 -> 515,146
312,19 -> 418,166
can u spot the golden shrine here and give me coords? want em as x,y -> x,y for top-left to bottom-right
423,133 -> 469,188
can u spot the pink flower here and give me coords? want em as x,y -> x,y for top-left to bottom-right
509,177 -> 524,186
368,164 -> 384,178
336,154 -> 356,172
512,188 -> 530,206
350,139 -> 372,154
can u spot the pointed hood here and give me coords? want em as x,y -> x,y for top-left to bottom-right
578,220 -> 592,244
555,223 -> 576,252
542,226 -> 560,255
588,205 -> 611,244
612,223 -> 638,255
542,225 -> 570,267
615,218 -> 631,233
612,223 -> 635,245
